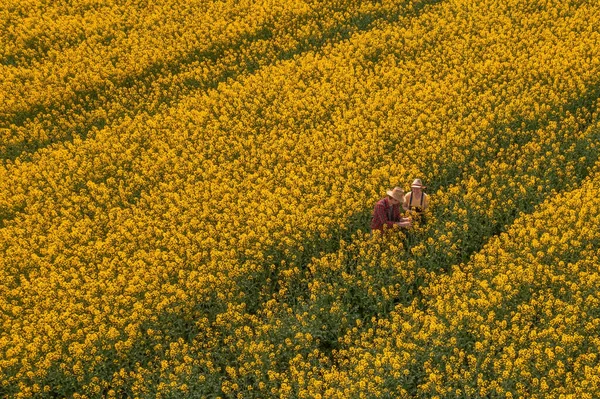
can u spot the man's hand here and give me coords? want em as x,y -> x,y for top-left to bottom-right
395,217 -> 412,228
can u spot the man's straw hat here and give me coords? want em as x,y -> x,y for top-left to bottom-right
386,187 -> 405,202
411,179 -> 426,189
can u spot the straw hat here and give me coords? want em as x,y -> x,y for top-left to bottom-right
411,179 -> 426,189
386,187 -> 405,202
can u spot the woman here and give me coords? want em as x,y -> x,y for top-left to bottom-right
403,179 -> 429,213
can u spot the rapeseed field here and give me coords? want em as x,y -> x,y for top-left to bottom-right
1,0 -> 599,397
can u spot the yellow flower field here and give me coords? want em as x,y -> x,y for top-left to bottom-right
0,0 -> 425,160
1,0 -> 600,397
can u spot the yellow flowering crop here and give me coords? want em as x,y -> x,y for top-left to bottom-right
1,0 -> 600,397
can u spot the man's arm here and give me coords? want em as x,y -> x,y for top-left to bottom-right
372,202 -> 396,229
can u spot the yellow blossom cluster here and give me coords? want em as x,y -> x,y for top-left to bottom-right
1,0 -> 600,397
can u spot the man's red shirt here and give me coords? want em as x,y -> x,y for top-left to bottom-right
371,197 -> 402,231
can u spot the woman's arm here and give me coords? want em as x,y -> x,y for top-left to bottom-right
402,193 -> 410,211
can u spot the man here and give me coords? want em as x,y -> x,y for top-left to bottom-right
371,187 -> 412,232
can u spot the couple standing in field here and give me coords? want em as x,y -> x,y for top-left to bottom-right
370,179 -> 429,232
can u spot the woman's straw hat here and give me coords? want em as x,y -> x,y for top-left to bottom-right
411,179 -> 426,189
386,187 -> 405,202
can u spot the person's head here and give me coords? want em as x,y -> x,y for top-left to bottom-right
386,187 -> 405,205
411,179 -> 426,194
